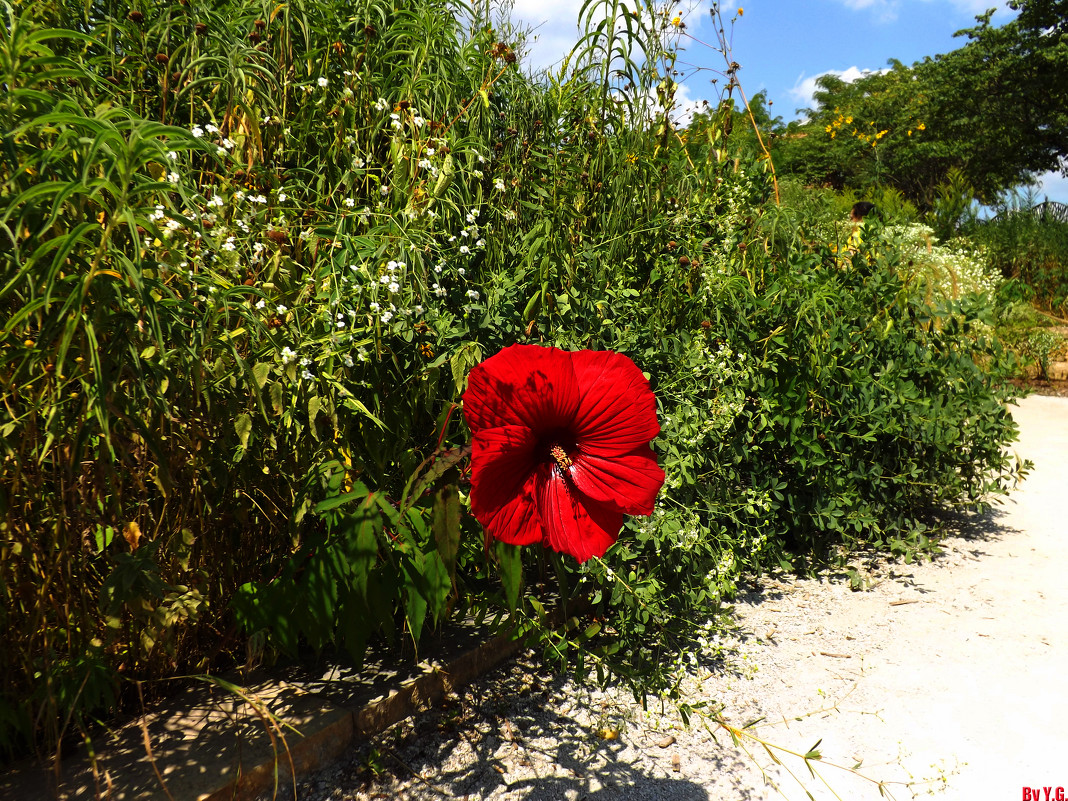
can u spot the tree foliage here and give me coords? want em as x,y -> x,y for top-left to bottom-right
773,0 -> 1068,206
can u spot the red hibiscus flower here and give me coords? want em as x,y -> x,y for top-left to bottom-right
463,344 -> 665,563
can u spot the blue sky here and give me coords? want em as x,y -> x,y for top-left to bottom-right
507,0 -> 1067,203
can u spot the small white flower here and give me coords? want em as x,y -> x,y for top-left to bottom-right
379,185 -> 391,196
299,228 -> 312,240
281,346 -> 296,364
301,368 -> 314,379
343,197 -> 355,208
369,302 -> 381,312
276,304 -> 288,314
207,195 -> 224,208
412,115 -> 425,128
255,299 -> 266,309
380,311 -> 393,324
353,157 -> 365,169
374,98 -> 389,111
466,289 -> 480,300
299,357 -> 311,367
222,239 -> 236,252
205,124 -> 219,134
343,353 -> 354,367
476,238 -> 486,248
458,267 -> 466,275
357,345 -> 369,361
166,150 -> 178,160
494,179 -> 505,191
477,153 -> 486,163
343,87 -> 353,97
413,304 -> 424,315
425,147 -> 435,156
167,171 -> 180,184
165,219 -> 181,231
222,138 -> 235,150
317,76 -> 329,87
472,170 -> 483,179
390,119 -> 403,131
234,190 -> 246,201
417,159 -> 432,170
263,115 -> 272,124
388,281 -> 400,293
459,245 -> 470,255
251,194 -> 267,204
191,125 -> 204,137
216,146 -> 227,156
277,192 -> 287,202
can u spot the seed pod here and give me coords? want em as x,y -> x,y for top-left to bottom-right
194,22 -> 207,34
266,229 -> 287,245
254,18 -> 266,29
127,10 -> 143,23
155,53 -> 169,64
249,31 -> 261,43
679,255 -> 691,266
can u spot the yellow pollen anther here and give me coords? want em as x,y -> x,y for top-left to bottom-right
550,444 -> 573,470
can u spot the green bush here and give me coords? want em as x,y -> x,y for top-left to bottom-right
0,0 -> 1029,760
974,199 -> 1068,316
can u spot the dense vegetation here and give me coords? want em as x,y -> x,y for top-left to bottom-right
0,0 -> 1040,763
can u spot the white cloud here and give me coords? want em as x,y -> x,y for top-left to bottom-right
787,66 -> 884,111
1033,169 -> 1068,205
828,0 -> 1012,22
508,0 -> 584,73
508,0 -> 708,75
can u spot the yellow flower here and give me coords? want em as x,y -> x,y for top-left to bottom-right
825,124 -> 833,133
671,15 -> 681,26
737,7 -> 744,15
845,116 -> 853,124
907,130 -> 913,136
917,122 -> 926,130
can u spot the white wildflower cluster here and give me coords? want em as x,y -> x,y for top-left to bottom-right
888,223 -> 1002,301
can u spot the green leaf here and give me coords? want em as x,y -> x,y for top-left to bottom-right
308,396 -> 322,440
93,525 -> 115,553
234,413 -> 252,450
497,542 -> 523,613
432,486 -> 461,579
252,362 -> 270,390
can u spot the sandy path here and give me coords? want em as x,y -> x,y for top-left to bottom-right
702,392 -> 1068,799
273,394 -> 1068,801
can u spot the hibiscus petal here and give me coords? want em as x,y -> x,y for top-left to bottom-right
474,478 -> 543,546
568,445 -> 665,516
463,344 -> 581,436
469,424 -> 538,522
569,350 -> 660,456
537,467 -> 623,563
